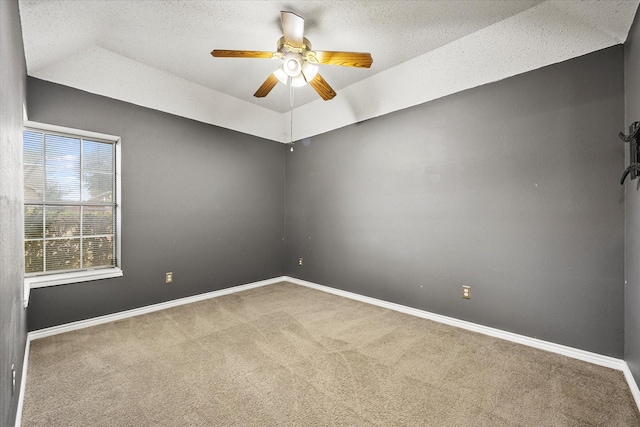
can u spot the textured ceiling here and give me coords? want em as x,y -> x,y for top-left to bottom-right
19,0 -> 640,143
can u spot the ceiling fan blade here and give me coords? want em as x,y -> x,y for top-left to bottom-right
281,11 -> 304,48
312,51 -> 373,68
211,50 -> 275,59
308,73 -> 336,101
254,73 -> 280,98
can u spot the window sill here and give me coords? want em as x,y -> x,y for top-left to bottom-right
24,268 -> 123,307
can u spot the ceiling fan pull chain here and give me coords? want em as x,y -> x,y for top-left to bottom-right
289,78 -> 295,109
290,80 -> 295,151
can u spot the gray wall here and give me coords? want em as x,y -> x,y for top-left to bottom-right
0,0 -> 27,425
286,46 -> 625,358
26,78 -> 286,330
17,8 -> 634,379
625,8 -> 640,387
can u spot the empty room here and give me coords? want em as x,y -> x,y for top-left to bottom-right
2,0 -> 640,425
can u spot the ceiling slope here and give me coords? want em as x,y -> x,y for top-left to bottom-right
292,0 -> 638,141
19,0 -> 639,143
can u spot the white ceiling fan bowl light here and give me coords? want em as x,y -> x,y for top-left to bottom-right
291,74 -> 307,87
290,74 -> 307,88
283,54 -> 302,77
274,66 -> 307,87
301,62 -> 319,82
274,67 -> 288,85
274,58 -> 318,88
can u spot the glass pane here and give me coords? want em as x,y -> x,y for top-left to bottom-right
46,239 -> 81,272
45,134 -> 80,168
24,165 -> 44,202
82,172 -> 113,202
25,205 -> 44,239
82,236 -> 114,268
45,167 -> 81,202
45,134 -> 80,202
24,131 -> 44,165
24,131 -> 45,202
83,206 -> 113,235
25,240 -> 44,274
83,140 -> 113,172
45,206 -> 81,238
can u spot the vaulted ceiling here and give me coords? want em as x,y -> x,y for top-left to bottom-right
19,0 -> 640,143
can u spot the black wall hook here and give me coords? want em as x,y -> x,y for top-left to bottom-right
619,121 -> 640,186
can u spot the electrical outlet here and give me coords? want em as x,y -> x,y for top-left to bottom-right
298,258 -> 303,266
462,285 -> 471,299
166,272 -> 173,284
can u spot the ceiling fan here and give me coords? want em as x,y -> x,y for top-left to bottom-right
211,11 -> 373,101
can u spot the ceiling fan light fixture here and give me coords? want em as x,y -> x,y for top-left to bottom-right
301,62 -> 318,82
274,67 -> 288,85
274,66 -> 307,87
283,54 -> 302,77
290,74 -> 307,87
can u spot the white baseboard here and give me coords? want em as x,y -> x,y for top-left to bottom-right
29,276 -> 287,340
286,277 -> 624,369
623,363 -> 640,413
285,276 -> 640,412
20,274 -> 640,418
18,276 -> 288,426
14,338 -> 30,427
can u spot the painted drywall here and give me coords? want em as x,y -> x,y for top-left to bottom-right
625,8 -> 640,388
26,78 -> 286,330
286,46 -> 625,358
0,0 -> 27,425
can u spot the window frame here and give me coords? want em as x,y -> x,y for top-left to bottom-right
23,121 -> 122,301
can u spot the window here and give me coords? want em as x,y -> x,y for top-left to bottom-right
23,123 -> 122,292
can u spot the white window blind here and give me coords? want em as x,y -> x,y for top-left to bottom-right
23,128 -> 117,275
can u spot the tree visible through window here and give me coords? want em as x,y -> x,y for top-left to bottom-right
23,129 -> 117,275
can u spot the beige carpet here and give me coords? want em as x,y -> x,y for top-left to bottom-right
22,281 -> 640,426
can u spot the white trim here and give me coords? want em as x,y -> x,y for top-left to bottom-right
25,268 -> 123,290
29,276 -> 287,340
19,275 -> 640,418
114,134 -> 122,269
19,276 -> 285,425
286,277 -> 627,370
286,277 -> 640,411
23,121 -> 119,142
23,282 -> 29,309
14,338 -> 30,427
622,363 -> 640,412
